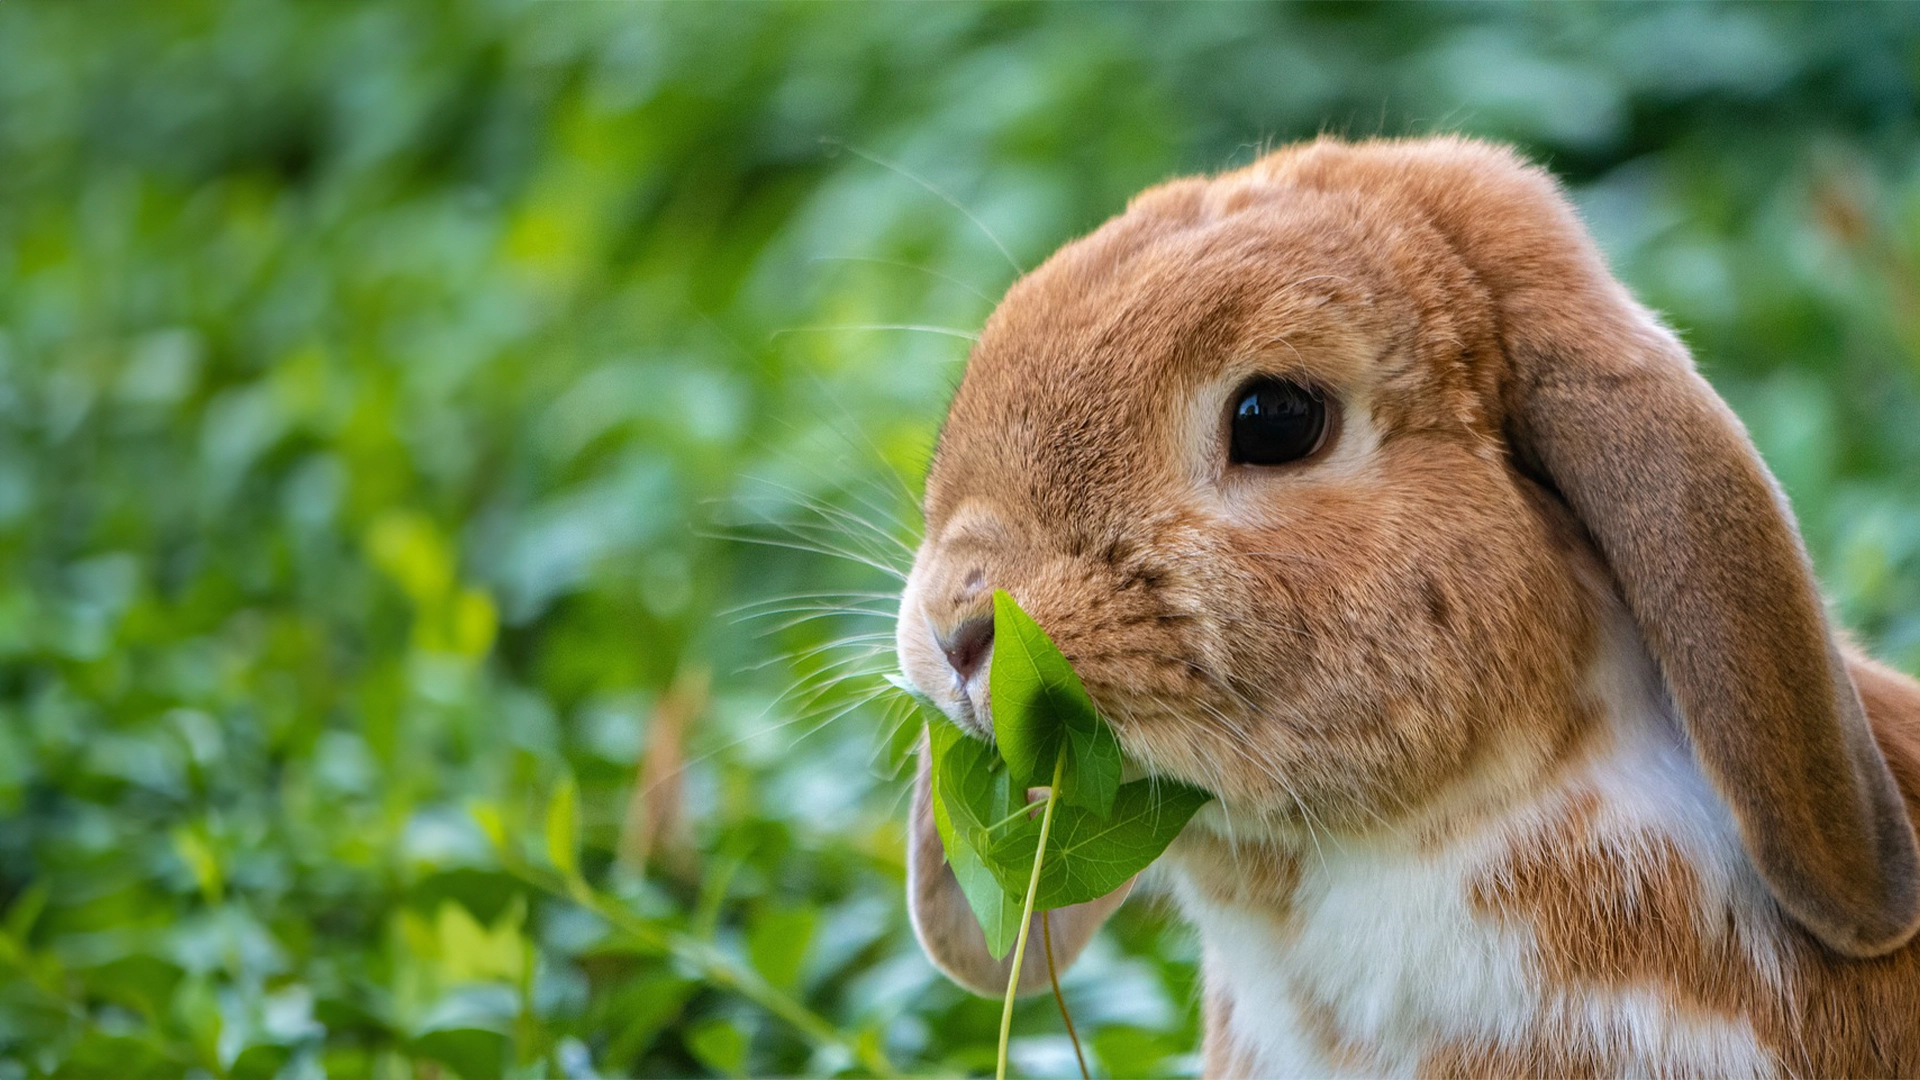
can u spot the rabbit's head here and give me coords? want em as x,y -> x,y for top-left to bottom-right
894,136 -> 1920,958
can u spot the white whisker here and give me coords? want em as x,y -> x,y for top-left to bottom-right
823,139 -> 1025,275
702,531 -> 908,582
770,323 -> 979,344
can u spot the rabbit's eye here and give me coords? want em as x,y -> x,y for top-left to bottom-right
1230,378 -> 1328,466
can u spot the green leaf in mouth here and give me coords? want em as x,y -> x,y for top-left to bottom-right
926,713 -> 1026,959
983,777 -> 1212,909
897,591 -> 1215,956
894,590 -> 1215,1080
989,589 -> 1121,818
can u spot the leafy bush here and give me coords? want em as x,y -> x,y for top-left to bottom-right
1,3 -> 1917,1076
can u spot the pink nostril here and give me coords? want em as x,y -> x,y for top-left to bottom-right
938,615 -> 994,684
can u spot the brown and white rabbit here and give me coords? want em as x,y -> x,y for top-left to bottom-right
892,136 -> 1920,1076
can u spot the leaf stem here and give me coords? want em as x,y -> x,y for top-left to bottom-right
1042,912 -> 1090,1080
998,751 -> 1065,1080
983,793 -> 1051,835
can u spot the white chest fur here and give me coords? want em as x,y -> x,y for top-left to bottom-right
1166,618 -> 1788,1077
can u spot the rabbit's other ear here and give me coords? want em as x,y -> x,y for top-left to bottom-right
1272,137 -> 1920,957
1512,322 -> 1920,958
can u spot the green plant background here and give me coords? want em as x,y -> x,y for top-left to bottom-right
4,3 -> 1920,1077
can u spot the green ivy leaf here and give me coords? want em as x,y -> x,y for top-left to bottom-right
58,1032 -> 177,1080
746,905 -> 817,990
410,1028 -> 509,1080
1092,1025 -> 1180,1079
989,590 -> 1118,817
3,882 -> 48,941
686,1018 -> 749,1077
927,716 -> 1025,958
229,1043 -> 291,1080
913,592 -> 1213,978
600,972 -> 695,1072
1062,715 -> 1123,818
984,778 -> 1211,909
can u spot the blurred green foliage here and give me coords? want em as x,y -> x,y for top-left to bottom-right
2,2 -> 1919,1077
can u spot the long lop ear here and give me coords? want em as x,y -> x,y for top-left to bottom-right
1268,137 -> 1920,957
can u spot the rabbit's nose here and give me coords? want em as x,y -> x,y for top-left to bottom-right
938,615 -> 994,685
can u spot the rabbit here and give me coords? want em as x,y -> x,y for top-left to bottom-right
891,135 -> 1920,1077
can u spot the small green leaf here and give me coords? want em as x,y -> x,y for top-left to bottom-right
985,778 -> 1211,909
2,882 -> 48,940
599,972 -> 695,1071
229,1043 -> 291,1080
746,905 -> 817,990
686,1018 -> 749,1077
1062,714 -> 1122,818
906,594 -> 1215,966
82,954 -> 184,1019
1092,1025 -> 1179,1079
174,973 -> 221,1068
410,1027 -> 509,1080
57,1032 -> 177,1080
990,591 -> 1120,816
467,801 -> 508,853
989,590 -> 1098,789
172,827 -> 224,904
928,716 -> 1025,958
546,776 -> 580,881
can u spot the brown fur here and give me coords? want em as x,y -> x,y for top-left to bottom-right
1419,1035 -> 1618,1079
913,141 -> 1602,839
1458,655 -> 1920,1076
895,135 -> 1920,1070
1172,830 -> 1302,918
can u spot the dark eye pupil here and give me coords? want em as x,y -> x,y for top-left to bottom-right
1230,379 -> 1327,465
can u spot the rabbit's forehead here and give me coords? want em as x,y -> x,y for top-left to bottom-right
926,195 -> 1485,528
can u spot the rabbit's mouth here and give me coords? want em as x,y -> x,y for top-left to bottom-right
892,599 -> 998,743
895,580 -> 1243,786
948,680 -> 993,741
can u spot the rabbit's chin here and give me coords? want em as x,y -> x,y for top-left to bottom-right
907,672 -> 993,743
947,693 -> 992,742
